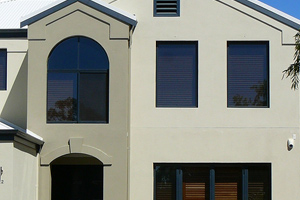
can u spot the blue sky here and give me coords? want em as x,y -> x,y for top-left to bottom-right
259,0 -> 300,19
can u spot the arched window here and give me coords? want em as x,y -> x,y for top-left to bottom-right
47,36 -> 109,123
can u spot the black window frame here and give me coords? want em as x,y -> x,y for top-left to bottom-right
156,41 -> 198,108
154,0 -> 180,17
227,41 -> 270,108
154,163 -> 271,200
0,49 -> 7,90
47,36 -> 109,124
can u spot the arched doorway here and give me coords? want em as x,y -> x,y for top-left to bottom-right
51,153 -> 103,200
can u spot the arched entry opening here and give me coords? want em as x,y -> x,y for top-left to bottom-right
50,153 -> 103,200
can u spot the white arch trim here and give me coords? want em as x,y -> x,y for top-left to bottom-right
41,144 -> 113,165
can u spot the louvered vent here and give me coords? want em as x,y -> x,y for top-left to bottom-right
154,0 -> 180,16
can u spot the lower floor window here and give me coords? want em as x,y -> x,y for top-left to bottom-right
52,165 -> 103,200
154,163 -> 271,200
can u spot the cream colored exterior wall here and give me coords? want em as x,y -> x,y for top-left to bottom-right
12,142 -> 38,200
26,2 -> 131,200
0,39 -> 28,128
0,142 -> 38,200
0,0 -> 300,200
0,38 -> 37,199
0,142 -> 13,200
106,0 -> 300,200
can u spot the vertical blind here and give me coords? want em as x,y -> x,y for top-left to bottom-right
227,42 -> 269,107
156,42 -> 198,107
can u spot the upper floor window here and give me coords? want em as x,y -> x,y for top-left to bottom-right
154,0 -> 180,17
0,49 -> 7,90
227,42 -> 269,107
154,163 -> 271,200
47,36 -> 109,123
156,41 -> 198,107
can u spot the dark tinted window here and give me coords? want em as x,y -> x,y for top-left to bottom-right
227,42 -> 269,107
154,164 -> 271,200
156,42 -> 198,107
47,73 -> 78,122
0,49 -> 7,90
48,37 -> 78,70
79,73 -> 108,122
79,37 -> 109,70
52,165 -> 103,200
47,36 -> 109,123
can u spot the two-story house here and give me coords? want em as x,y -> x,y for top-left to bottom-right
0,0 -> 299,199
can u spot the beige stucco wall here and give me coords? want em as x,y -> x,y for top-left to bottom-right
0,142 -> 13,200
1,0 -> 299,200
26,2 -> 131,200
0,40 -> 28,128
13,142 -> 38,200
0,142 -> 38,200
105,0 -> 300,199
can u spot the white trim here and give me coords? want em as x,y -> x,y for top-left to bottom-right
0,118 -> 25,132
249,0 -> 300,25
0,122 -> 14,130
26,129 -> 44,141
0,118 -> 44,141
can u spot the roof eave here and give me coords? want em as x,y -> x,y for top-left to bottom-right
0,130 -> 44,146
236,0 -> 300,30
20,0 -> 137,28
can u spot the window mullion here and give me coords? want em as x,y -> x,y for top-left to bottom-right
77,37 -> 80,122
210,168 -> 215,200
242,168 -> 248,200
154,166 -> 158,200
176,168 -> 182,200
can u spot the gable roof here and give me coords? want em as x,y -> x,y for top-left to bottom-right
236,0 -> 300,30
0,0 -> 298,30
20,0 -> 137,28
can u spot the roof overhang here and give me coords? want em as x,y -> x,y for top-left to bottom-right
20,0 -> 137,28
235,0 -> 300,30
0,119 -> 44,152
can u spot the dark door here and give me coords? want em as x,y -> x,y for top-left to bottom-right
51,165 -> 103,200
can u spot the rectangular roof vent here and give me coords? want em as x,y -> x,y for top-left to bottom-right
154,0 -> 180,16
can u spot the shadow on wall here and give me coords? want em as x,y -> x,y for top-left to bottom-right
1,53 -> 28,129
